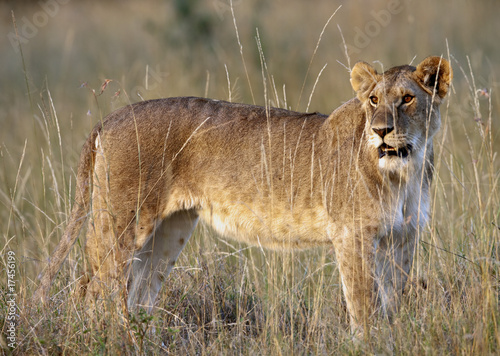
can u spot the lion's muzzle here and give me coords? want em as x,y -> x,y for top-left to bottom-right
371,109 -> 411,159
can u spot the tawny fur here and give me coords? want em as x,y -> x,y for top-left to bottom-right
33,57 -> 452,335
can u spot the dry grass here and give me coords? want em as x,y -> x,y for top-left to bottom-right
1,0 -> 499,354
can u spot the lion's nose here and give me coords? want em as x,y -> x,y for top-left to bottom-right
372,126 -> 394,139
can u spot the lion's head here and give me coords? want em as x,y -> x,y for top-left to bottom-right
350,56 -> 453,172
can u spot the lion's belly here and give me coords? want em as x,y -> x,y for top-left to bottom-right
197,199 -> 331,249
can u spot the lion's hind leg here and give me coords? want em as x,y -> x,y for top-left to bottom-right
83,187 -> 134,313
127,209 -> 199,311
81,148 -> 138,314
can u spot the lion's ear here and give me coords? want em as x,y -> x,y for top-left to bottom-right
350,61 -> 380,101
415,56 -> 453,100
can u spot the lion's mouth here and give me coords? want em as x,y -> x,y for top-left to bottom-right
378,143 -> 412,159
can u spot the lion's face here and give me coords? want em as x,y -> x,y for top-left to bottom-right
350,57 -> 453,172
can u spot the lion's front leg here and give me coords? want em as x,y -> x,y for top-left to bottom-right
374,230 -> 415,320
333,227 -> 377,336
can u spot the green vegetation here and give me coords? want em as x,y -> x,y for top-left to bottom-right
1,0 -> 499,354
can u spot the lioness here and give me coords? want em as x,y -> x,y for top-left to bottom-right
33,57 -> 452,335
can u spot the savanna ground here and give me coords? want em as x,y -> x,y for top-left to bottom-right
0,0 -> 499,354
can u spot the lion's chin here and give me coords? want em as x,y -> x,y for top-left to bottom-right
378,155 -> 409,171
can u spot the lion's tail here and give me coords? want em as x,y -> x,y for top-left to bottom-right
32,123 -> 102,304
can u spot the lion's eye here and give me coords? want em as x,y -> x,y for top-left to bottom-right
402,94 -> 414,104
369,96 -> 379,106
